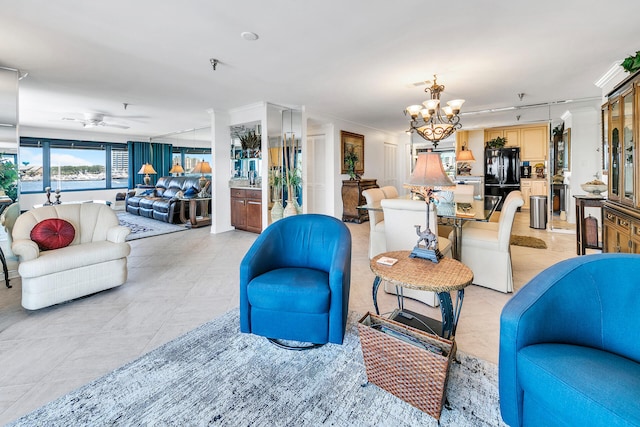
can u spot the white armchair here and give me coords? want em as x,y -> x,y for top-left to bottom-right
362,188 -> 387,259
1,202 -> 20,280
453,190 -> 524,293
12,203 -> 131,310
380,198 -> 452,307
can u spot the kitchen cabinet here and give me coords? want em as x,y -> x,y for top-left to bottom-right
341,179 -> 378,223
484,124 -> 548,162
521,178 -> 547,209
231,188 -> 262,233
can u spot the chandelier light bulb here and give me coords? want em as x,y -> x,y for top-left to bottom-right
447,99 -> 465,114
423,99 -> 440,113
406,104 -> 423,118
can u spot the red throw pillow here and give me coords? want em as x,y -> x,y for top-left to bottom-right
30,218 -> 76,251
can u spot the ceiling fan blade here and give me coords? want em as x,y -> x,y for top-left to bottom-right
61,117 -> 83,122
102,122 -> 130,129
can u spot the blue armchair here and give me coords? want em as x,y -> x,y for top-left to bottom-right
499,254 -> 640,426
240,214 -> 352,347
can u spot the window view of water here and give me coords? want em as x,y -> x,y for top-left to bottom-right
21,179 -> 128,193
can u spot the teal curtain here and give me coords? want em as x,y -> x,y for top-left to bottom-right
128,142 -> 173,187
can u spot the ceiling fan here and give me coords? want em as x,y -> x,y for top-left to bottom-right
61,112 -> 130,129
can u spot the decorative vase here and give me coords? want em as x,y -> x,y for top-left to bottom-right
283,199 -> 298,217
271,200 -> 284,222
295,199 -> 302,214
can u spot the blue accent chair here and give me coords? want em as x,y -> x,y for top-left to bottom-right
240,214 -> 352,346
499,254 -> 640,426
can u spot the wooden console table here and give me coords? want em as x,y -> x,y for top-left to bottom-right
574,195 -> 604,255
341,178 -> 377,223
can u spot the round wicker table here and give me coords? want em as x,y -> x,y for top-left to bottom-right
370,250 -> 473,339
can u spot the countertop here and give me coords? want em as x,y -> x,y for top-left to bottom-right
229,185 -> 262,190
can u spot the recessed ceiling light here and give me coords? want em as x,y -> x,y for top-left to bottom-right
241,32 -> 259,41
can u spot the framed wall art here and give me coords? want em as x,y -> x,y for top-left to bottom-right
340,131 -> 364,175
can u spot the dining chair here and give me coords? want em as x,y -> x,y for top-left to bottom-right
380,185 -> 399,199
454,190 -> 524,293
362,188 -> 387,259
380,198 -> 453,307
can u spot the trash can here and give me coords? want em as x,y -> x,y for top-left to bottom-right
530,195 -> 547,229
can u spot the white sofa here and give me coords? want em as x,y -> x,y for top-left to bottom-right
12,203 -> 131,310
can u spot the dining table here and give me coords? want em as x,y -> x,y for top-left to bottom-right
359,192 -> 502,260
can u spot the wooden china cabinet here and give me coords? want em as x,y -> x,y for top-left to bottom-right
603,70 -> 640,253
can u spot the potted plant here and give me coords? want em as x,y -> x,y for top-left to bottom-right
238,130 -> 261,158
486,136 -> 507,149
344,151 -> 359,180
621,51 -> 640,74
0,157 -> 18,201
282,133 -> 302,217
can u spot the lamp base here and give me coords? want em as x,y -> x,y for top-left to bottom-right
409,246 -> 443,263
143,175 -> 151,186
198,176 -> 208,192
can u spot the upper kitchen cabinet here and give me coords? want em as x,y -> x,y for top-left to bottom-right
484,124 -> 548,162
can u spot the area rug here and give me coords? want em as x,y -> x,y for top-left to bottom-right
510,234 -> 547,249
117,212 -> 187,241
8,309 -> 506,427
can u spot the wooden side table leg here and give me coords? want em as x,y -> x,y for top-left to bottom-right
189,199 -> 197,226
179,200 -> 188,224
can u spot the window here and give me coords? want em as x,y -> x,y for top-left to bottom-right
18,144 -> 44,193
172,147 -> 211,176
20,138 -> 128,193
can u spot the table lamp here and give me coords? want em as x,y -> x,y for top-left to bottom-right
137,163 -> 157,186
169,163 -> 185,176
405,152 -> 455,263
193,159 -> 212,190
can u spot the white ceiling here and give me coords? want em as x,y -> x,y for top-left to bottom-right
2,0 -> 639,141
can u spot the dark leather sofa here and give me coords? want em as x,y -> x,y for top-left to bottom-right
125,176 -> 202,223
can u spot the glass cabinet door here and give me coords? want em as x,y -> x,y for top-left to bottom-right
623,91 -> 634,203
609,99 -> 621,200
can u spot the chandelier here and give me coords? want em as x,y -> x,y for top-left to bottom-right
404,75 -> 465,146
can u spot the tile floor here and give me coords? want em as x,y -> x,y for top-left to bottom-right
0,211 -> 585,424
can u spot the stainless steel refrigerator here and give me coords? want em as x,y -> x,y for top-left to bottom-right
484,147 -> 520,211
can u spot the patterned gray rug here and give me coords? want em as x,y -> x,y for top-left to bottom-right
8,309 -> 506,427
117,212 -> 187,241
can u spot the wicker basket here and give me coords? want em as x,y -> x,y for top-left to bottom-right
357,312 -> 456,420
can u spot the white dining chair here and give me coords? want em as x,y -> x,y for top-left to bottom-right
453,190 -> 524,293
362,188 -> 387,259
380,198 -> 453,307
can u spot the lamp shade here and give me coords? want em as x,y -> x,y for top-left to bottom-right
193,160 -> 212,174
457,149 -> 476,162
408,152 -> 455,187
137,163 -> 157,175
169,163 -> 185,174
